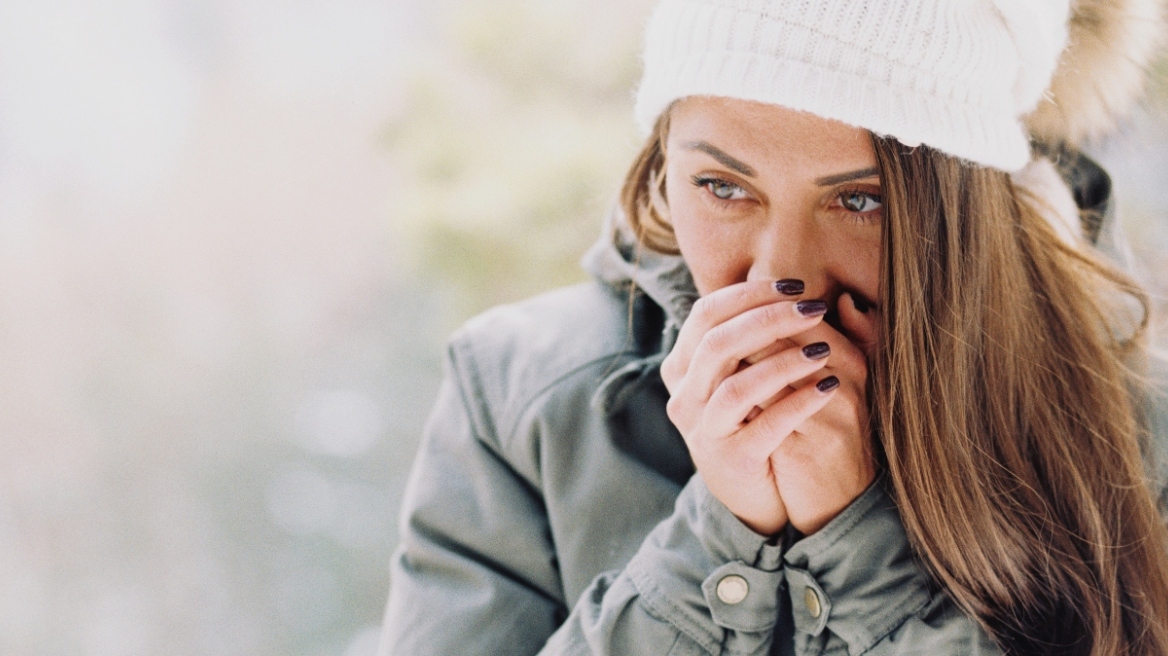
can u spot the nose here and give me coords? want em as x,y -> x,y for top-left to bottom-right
746,208 -> 826,297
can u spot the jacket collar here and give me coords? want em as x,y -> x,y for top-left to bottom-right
581,208 -> 698,337
581,208 -> 696,414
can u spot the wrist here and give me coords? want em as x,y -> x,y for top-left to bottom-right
738,513 -> 787,538
700,473 -> 788,537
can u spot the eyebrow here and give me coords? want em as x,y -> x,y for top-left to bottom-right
815,167 -> 879,186
683,141 -> 757,177
683,141 -> 880,187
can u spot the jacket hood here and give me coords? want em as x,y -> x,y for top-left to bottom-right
580,210 -> 695,415
581,209 -> 698,336
1027,0 -> 1167,144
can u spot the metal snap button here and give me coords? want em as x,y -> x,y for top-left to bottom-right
803,586 -> 822,618
715,574 -> 749,605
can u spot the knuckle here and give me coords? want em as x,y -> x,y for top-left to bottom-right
660,353 -> 679,386
714,376 -> 748,409
757,349 -> 804,385
691,295 -> 718,322
665,395 -> 688,427
728,284 -> 752,308
753,412 -> 794,444
758,300 -> 789,325
701,324 -> 734,356
772,345 -> 806,372
792,387 -> 827,416
693,284 -> 756,324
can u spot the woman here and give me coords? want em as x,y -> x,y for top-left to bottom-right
380,0 -> 1168,654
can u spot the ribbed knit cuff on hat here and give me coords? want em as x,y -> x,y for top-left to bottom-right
634,0 -> 1068,172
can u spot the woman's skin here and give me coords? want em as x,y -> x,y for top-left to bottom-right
659,97 -> 881,537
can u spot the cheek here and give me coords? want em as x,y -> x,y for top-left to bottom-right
665,180 -> 753,295
822,229 -> 882,298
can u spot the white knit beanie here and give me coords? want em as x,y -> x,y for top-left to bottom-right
634,0 -> 1073,172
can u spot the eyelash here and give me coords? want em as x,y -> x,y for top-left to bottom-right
834,185 -> 883,224
690,176 -> 883,224
691,175 -> 748,208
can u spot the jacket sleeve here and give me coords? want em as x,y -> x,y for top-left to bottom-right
779,481 -> 1002,656
378,351 -> 564,656
379,337 -> 789,656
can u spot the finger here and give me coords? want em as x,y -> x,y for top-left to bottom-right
783,320 -> 867,383
706,342 -> 831,434
663,279 -> 805,384
686,299 -> 827,401
752,370 -> 799,413
732,373 -> 841,461
742,336 -> 793,366
838,291 -> 879,356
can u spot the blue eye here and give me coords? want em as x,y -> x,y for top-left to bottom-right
840,192 -> 882,213
692,176 -> 748,201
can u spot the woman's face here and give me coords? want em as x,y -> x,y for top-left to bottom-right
665,97 -> 882,318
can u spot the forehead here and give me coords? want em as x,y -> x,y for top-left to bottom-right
667,97 -> 875,174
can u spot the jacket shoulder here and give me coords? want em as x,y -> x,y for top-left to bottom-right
446,281 -> 635,450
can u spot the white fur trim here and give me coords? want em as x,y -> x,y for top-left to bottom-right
1011,157 -> 1082,245
1026,0 -> 1168,144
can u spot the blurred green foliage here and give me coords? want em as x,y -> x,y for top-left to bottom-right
385,0 -> 654,324
1153,53 -> 1168,103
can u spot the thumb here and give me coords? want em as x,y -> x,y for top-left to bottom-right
838,292 -> 878,355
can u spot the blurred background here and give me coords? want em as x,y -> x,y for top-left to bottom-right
0,1 -> 1163,655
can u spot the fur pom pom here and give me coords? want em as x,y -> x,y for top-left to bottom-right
1026,0 -> 1168,144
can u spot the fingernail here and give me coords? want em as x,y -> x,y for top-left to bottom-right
774,279 -> 804,296
796,300 -> 828,317
851,294 -> 871,313
816,376 -> 840,392
802,342 -> 830,360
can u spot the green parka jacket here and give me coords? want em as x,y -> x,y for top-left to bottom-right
379,152 -> 1168,656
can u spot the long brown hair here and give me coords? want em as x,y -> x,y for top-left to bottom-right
622,114 -> 1168,655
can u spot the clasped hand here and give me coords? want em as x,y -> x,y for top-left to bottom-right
660,280 -> 877,537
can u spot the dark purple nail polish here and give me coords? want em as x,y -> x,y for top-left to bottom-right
802,342 -> 830,360
816,376 -> 840,392
774,279 -> 804,296
851,294 -> 871,313
796,300 -> 828,317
